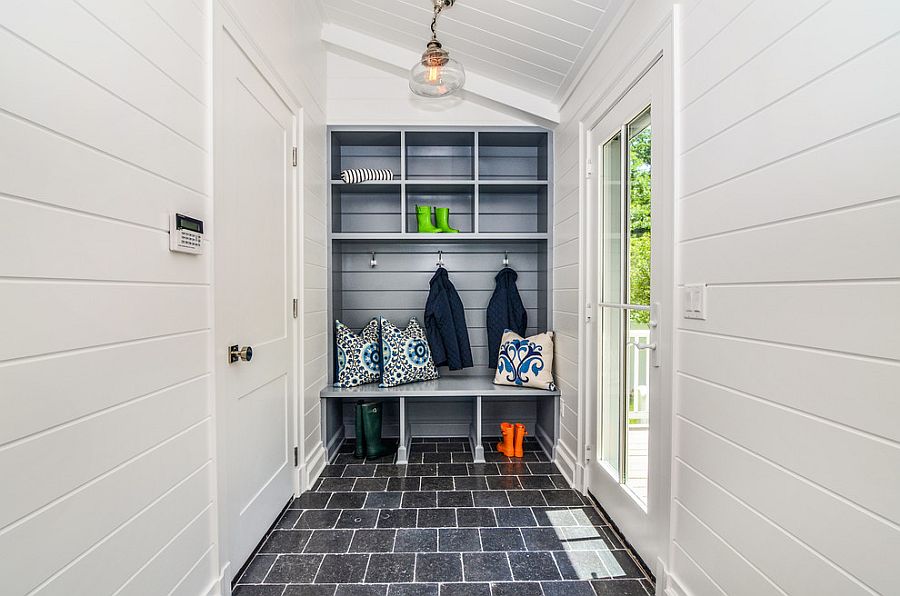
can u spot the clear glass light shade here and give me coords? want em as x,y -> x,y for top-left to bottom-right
409,42 -> 465,97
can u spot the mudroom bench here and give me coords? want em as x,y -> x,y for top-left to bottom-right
320,376 -> 561,465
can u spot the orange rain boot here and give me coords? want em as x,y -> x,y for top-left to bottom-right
496,422 -> 515,456
513,423 -> 527,458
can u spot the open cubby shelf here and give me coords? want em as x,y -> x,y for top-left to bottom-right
324,126 -> 555,464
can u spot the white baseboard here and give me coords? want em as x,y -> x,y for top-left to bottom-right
554,439 -> 577,487
305,441 -> 327,486
206,562 -> 230,596
664,569 -> 688,596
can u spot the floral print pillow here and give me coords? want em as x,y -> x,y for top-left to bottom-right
493,330 -> 556,391
334,318 -> 381,388
379,317 -> 439,388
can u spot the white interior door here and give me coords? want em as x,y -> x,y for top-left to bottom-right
216,30 -> 296,576
585,60 -> 670,568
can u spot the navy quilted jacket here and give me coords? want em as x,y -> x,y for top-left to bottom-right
424,267 -> 474,370
486,268 -> 527,369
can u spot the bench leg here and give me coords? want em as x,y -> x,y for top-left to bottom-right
396,397 -> 411,465
468,395 -> 485,463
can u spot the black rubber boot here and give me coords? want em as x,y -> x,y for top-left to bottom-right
360,401 -> 396,459
354,401 -> 366,459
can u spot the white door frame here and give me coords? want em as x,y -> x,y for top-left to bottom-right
211,2 -> 305,586
577,28 -> 675,578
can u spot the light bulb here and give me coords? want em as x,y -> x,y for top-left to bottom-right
426,65 -> 441,83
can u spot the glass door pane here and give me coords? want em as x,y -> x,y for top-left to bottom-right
624,109 -> 651,503
597,107 -> 652,505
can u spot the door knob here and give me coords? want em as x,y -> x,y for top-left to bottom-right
228,345 -> 253,364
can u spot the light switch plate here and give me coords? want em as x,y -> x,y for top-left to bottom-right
684,284 -> 707,320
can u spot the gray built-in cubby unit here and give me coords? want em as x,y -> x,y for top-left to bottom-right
322,127 -> 558,465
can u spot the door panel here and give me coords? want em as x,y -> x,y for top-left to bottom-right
216,29 -> 295,577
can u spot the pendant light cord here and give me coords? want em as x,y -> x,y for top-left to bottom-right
430,3 -> 443,41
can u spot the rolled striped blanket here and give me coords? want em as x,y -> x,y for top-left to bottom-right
340,168 -> 395,184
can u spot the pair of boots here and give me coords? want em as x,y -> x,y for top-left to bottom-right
354,401 -> 396,459
416,205 -> 459,233
497,422 -> 527,458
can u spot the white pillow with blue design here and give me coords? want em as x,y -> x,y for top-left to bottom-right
334,319 -> 382,388
379,317 -> 439,387
494,329 -> 556,391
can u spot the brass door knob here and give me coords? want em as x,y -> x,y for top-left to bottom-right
228,345 -> 253,364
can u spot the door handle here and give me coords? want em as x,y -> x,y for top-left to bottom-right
634,342 -> 657,350
228,345 -> 253,364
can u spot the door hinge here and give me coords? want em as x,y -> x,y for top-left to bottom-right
292,147 -> 298,167
292,298 -> 299,319
585,157 -> 593,178
293,446 -> 299,467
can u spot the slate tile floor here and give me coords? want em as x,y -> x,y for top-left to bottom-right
234,437 -> 655,596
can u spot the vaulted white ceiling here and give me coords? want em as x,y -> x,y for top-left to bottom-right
321,0 -> 624,120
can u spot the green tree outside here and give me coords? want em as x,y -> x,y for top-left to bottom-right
628,126 -> 651,324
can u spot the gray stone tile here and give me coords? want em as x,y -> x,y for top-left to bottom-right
521,527 -> 566,551
394,528 -> 437,553
296,509 -> 341,530
236,554 -> 276,583
320,478 -> 358,492
467,463 -> 500,476
401,491 -> 437,508
423,452 -> 453,463
479,528 -> 525,552
438,491 -> 474,508
374,464 -> 407,477
496,507 -> 536,527
275,509 -> 302,529
527,463 -> 556,475
508,551 -> 562,581
335,585 -> 387,596
233,586 -> 286,596
304,529 -> 353,554
532,507 -> 577,528
315,553 -> 369,583
462,552 -> 513,582
541,580 -> 596,596
352,477 -> 389,492
377,508 -> 419,529
570,507 -> 606,526
542,489 -> 584,506
265,554 -> 323,583
490,581 -> 542,596
348,529 -> 396,553
451,452 -> 474,463
420,476 -> 454,491
365,553 -> 416,583
327,492 -> 367,509
344,464 -> 377,477
486,476 -> 521,490
440,583 -> 490,596
472,491 -> 510,507
438,528 -> 481,552
438,463 -> 469,476
454,476 -> 489,490
591,579 -> 653,595
283,585 -> 337,596
364,491 -> 402,509
518,475 -> 555,490
336,509 -> 379,529
598,550 -> 646,579
387,477 -> 421,491
562,526 -> 615,551
456,508 -> 497,528
497,463 -> 529,476
259,530 -> 312,553
388,583 -> 438,596
321,465 -> 346,477
506,490 -> 547,507
418,508 -> 457,528
293,492 -> 331,509
555,550 -> 608,580
415,552 -> 463,582
407,464 -> 438,476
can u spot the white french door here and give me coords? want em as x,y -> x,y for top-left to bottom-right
585,60 -> 671,569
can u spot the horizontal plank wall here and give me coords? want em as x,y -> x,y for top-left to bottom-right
671,1 -> 900,595
0,1 -> 216,594
219,0 -> 329,492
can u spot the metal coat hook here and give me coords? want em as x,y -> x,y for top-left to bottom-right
370,251 -> 377,268
502,251 -> 509,267
437,250 -> 445,268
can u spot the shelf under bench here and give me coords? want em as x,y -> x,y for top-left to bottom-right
320,376 -> 560,465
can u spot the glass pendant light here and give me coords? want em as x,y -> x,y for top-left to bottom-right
409,0 -> 465,98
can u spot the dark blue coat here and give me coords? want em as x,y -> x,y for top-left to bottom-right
425,267 -> 474,370
486,268 -> 527,369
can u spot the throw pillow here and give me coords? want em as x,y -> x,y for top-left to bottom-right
334,318 -> 381,388
493,330 -> 556,391
379,317 -> 440,387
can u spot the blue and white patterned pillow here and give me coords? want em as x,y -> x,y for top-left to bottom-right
379,317 -> 439,388
334,319 -> 381,388
493,330 -> 556,391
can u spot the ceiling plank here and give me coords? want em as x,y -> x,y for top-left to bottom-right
321,23 -> 560,123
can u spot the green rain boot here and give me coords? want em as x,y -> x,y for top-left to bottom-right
360,401 -> 396,459
415,205 -> 443,233
354,401 -> 366,459
435,207 -> 460,233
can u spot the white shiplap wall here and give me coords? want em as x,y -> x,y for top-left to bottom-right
220,0 -> 329,486
671,1 -> 900,595
0,1 -> 216,594
326,51 -> 532,126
